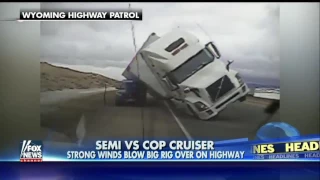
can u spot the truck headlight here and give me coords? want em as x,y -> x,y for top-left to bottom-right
194,102 -> 209,112
235,73 -> 244,85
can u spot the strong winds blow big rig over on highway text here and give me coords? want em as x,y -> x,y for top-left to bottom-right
115,30 -> 249,120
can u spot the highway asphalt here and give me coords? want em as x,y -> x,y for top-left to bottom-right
40,88 -> 279,144
167,100 -> 279,140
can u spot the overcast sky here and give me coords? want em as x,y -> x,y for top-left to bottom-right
40,3 -> 279,85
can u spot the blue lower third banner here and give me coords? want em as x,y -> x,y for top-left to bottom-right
5,135 -> 320,162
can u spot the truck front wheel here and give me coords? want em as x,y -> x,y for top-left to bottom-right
187,104 -> 199,119
115,97 -> 123,106
136,100 -> 146,107
135,94 -> 146,107
239,96 -> 246,102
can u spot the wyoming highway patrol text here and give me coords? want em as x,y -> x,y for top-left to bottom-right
20,11 -> 142,20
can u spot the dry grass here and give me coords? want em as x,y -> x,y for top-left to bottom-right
41,62 -> 120,92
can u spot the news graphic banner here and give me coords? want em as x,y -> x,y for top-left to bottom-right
13,135 -> 320,162
18,10 -> 142,21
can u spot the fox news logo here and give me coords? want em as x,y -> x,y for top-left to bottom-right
20,140 -> 43,162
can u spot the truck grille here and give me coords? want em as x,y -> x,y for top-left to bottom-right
206,75 -> 235,102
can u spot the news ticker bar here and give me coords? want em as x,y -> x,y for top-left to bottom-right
12,136 -> 320,162
18,10 -> 142,21
60,139 -> 320,161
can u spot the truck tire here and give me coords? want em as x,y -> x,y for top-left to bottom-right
239,96 -> 246,102
115,97 -> 123,106
134,94 -> 146,107
136,83 -> 147,107
187,104 -> 216,121
136,99 -> 146,107
187,104 -> 199,119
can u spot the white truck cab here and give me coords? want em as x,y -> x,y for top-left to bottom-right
141,30 -> 249,120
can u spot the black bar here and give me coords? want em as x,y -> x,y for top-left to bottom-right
20,11 -> 143,20
3,0 -> 320,2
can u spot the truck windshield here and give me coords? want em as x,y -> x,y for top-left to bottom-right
168,48 -> 215,84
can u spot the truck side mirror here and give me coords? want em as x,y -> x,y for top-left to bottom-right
226,60 -> 234,71
206,42 -> 221,59
162,77 -> 168,84
183,87 -> 191,93
162,77 -> 178,91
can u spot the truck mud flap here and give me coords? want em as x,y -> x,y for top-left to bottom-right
115,96 -> 124,106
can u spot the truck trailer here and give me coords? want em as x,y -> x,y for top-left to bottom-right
115,30 -> 249,120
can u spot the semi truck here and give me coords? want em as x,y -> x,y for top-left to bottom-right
115,30 -> 249,120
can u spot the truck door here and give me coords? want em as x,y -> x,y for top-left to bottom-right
161,76 -> 184,99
